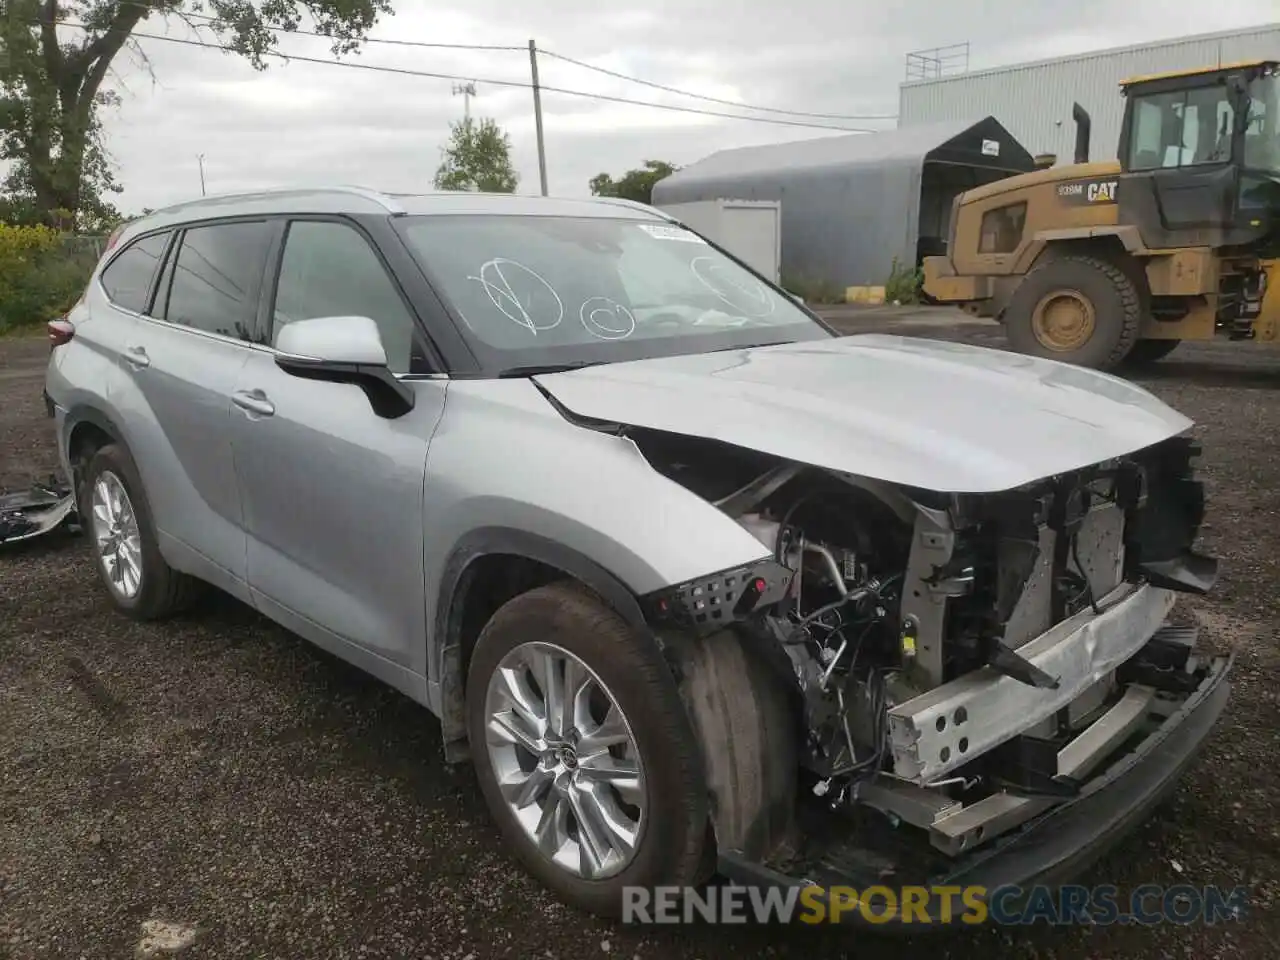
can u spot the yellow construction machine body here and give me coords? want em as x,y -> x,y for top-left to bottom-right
923,60 -> 1280,368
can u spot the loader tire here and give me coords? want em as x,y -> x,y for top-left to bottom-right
1004,254 -> 1142,369
1122,338 -> 1181,367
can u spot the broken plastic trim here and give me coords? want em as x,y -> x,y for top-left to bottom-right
639,559 -> 794,631
0,477 -> 79,544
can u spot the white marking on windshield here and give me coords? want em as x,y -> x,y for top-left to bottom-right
467,258 -> 564,334
579,297 -> 637,340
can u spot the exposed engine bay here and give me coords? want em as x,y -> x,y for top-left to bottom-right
633,426 -> 1221,863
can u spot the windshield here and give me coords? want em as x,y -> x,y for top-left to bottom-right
1244,72 -> 1280,174
396,214 -> 831,373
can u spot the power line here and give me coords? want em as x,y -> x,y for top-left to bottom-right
97,6 -> 895,124
115,3 -> 524,51
539,48 -> 898,122
50,20 -> 878,132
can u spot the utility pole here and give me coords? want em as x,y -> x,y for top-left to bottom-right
528,39 -> 548,196
196,154 -> 206,196
451,81 -> 476,121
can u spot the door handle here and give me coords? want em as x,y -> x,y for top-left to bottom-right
123,346 -> 150,369
232,389 -> 275,418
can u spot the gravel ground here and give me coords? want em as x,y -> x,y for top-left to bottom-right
2,319 -> 1278,959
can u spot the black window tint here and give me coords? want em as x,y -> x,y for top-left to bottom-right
99,232 -> 170,313
164,221 -> 271,341
273,220 -> 417,374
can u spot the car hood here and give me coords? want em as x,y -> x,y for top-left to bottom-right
531,334 -> 1193,494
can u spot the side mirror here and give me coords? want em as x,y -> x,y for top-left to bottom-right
273,316 -> 415,418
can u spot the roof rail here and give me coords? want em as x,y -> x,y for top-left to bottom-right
328,185 -> 407,214
149,184 -> 406,217
590,196 -> 677,222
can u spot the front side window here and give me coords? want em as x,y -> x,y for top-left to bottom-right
271,220 -> 418,374
1128,84 -> 1234,170
99,231 -> 170,313
396,214 -> 830,374
162,221 -> 272,341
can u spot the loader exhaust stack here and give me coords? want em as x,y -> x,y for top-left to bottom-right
1072,102 -> 1091,164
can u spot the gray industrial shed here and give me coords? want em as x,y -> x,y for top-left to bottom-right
651,117 -> 1036,294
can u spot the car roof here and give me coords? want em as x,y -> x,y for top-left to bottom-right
119,186 -> 673,241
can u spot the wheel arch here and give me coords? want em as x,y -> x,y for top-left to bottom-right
1025,234 -> 1150,295
434,526 -> 650,763
64,404 -> 129,494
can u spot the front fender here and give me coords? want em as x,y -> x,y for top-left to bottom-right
422,378 -> 773,757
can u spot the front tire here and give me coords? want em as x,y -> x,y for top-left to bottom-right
1004,254 -> 1142,369
1122,338 -> 1181,366
81,443 -> 201,620
465,582 -> 709,917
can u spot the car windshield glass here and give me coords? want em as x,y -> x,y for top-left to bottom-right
396,214 -> 831,372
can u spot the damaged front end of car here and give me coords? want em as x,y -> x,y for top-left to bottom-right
630,428 -> 1230,924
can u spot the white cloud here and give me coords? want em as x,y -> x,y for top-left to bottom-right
59,0 -> 1276,211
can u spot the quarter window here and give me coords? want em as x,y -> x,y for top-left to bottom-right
99,232 -> 170,313
272,220 -> 417,374
162,221 -> 272,341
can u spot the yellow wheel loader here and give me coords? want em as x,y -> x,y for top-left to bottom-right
923,60 -> 1280,369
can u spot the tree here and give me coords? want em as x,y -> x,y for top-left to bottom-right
433,116 -> 518,194
0,0 -> 392,229
588,160 -> 678,205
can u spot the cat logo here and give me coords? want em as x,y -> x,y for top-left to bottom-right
1057,179 -> 1120,205
1086,181 -> 1118,203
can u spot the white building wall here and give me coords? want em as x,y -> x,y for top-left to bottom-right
899,25 -> 1280,163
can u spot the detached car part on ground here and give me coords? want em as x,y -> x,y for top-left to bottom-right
0,477 -> 78,545
44,188 -> 1230,929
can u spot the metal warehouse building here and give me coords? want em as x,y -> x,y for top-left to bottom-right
899,24 -> 1280,163
652,118 -> 1035,295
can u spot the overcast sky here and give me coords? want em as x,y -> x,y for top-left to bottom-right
75,0 -> 1278,211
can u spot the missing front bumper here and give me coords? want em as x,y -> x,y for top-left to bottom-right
717,638 -> 1232,928
887,582 -> 1175,785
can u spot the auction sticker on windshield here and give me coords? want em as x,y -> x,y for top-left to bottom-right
637,223 -> 707,243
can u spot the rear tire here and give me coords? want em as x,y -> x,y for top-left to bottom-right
465,582 -> 709,918
1004,254 -> 1142,369
1122,338 -> 1181,366
81,443 -> 202,620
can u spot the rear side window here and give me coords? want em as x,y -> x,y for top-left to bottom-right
99,232 -> 170,313
161,221 -> 272,341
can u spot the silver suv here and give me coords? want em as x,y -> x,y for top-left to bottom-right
45,186 -> 1231,925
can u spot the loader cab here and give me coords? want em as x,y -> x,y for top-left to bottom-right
1116,60 -> 1280,251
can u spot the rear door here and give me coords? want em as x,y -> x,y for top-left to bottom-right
228,216 -> 446,677
121,218 -> 278,597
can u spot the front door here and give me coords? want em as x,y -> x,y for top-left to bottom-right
229,217 -> 446,675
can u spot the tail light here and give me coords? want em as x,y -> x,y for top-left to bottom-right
103,224 -> 125,254
48,318 -> 75,347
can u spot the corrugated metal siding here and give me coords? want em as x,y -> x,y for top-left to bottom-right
899,25 -> 1280,163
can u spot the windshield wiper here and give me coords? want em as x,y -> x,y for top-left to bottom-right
495,360 -> 608,378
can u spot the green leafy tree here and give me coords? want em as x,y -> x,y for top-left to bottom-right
0,0 -> 392,228
588,160 -> 678,205
433,116 -> 518,193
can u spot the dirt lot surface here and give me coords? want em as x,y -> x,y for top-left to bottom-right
2,315 -> 1278,959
